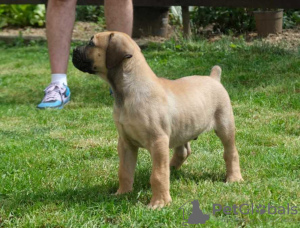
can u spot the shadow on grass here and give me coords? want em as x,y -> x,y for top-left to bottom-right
3,166 -> 225,212
69,83 -> 113,107
170,168 -> 225,183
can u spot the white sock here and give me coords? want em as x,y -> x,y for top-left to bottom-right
51,74 -> 67,85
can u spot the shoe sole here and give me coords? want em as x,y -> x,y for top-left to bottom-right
37,96 -> 70,110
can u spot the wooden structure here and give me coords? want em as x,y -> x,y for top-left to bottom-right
0,0 -> 299,8
0,0 -> 299,37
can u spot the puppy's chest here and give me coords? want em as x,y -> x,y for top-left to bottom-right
114,110 -> 148,147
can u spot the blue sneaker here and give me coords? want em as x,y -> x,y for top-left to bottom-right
37,83 -> 71,109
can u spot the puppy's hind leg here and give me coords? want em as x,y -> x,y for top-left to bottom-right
170,142 -> 191,169
214,111 -> 243,183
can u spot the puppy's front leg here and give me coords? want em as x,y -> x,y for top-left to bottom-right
148,136 -> 172,209
115,137 -> 138,195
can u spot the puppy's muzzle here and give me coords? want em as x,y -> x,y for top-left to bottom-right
72,46 -> 95,74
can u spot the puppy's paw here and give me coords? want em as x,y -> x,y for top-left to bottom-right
114,188 -> 132,195
226,175 -> 244,183
169,163 -> 181,170
170,158 -> 186,170
147,194 -> 172,209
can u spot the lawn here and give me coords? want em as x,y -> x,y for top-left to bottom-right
0,37 -> 299,227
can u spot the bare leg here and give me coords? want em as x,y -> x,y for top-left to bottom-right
148,136 -> 172,209
46,0 -> 77,74
115,137 -> 138,194
170,142 -> 191,169
104,0 -> 133,36
215,113 -> 243,182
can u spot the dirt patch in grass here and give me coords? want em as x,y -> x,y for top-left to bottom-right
0,22 -> 102,40
1,22 -> 299,48
207,25 -> 300,48
0,21 -> 167,46
246,26 -> 300,48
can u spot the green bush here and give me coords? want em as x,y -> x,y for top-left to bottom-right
283,10 -> 300,28
191,7 -> 300,34
191,7 -> 255,34
0,4 -> 45,28
76,5 -> 105,24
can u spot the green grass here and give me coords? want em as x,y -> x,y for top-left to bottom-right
0,37 -> 299,227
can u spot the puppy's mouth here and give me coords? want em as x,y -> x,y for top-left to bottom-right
72,46 -> 96,74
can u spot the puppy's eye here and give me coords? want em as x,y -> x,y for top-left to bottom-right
88,40 -> 95,47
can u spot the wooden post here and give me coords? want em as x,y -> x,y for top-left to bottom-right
182,6 -> 191,38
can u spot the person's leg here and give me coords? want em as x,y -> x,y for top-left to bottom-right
47,0 -> 77,77
104,0 -> 133,36
37,0 -> 76,109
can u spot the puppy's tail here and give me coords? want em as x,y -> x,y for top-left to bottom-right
210,65 -> 222,82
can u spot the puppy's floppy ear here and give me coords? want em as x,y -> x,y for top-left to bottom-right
106,33 -> 133,69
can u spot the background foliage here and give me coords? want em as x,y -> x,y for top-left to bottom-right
0,4 -> 45,28
0,5 -> 105,29
283,10 -> 300,28
75,5 -> 105,25
191,7 -> 300,34
0,4 -> 299,34
191,7 -> 256,34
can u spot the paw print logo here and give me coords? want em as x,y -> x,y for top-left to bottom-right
256,204 -> 266,214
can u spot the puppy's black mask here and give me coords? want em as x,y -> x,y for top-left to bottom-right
72,39 -> 96,74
